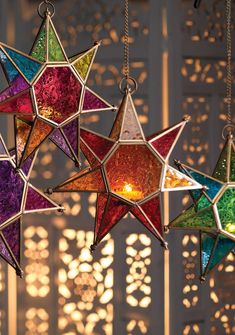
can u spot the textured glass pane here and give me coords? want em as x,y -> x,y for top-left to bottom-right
0,91 -> 34,115
25,186 -> 55,211
25,119 -> 53,159
213,141 -> 228,182
21,154 -> 34,177
95,194 -> 108,236
50,129 -> 72,158
57,168 -> 105,192
217,188 -> 235,235
105,144 -> 162,201
96,196 -> 130,242
48,22 -> 66,61
171,206 -> 216,229
16,118 -> 32,162
164,167 -> 194,189
132,197 -> 162,238
83,89 -> 109,111
80,129 -> 114,160
0,235 -> 14,265
31,22 -> 46,62
208,236 -> 235,272
73,49 -> 95,80
0,160 -> 24,224
0,50 -> 19,83
2,219 -> 20,262
201,232 -> 215,273
150,125 -> 181,158
230,145 -> 235,181
118,94 -> 144,140
63,119 -> 78,155
196,195 -> 211,211
0,75 -> 29,103
187,169 -> 223,200
5,47 -> 41,81
80,141 -> 100,168
35,67 -> 81,124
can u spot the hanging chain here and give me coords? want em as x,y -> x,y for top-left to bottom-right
226,0 -> 233,126
124,0 -> 130,80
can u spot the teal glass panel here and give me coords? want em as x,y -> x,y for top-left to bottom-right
0,50 -> 19,83
201,233 -> 215,273
5,47 -> 41,81
217,188 -> 235,236
196,195 -> 211,211
208,236 -> 235,271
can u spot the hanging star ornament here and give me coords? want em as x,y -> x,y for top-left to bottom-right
51,90 -> 202,250
0,134 -> 62,277
170,134 -> 235,279
0,7 -> 114,168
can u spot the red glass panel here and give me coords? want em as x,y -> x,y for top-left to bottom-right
95,195 -> 130,243
80,141 -> 100,168
34,66 -> 82,124
0,91 -> 34,115
80,128 -> 114,160
105,144 -> 162,201
149,125 -> 182,159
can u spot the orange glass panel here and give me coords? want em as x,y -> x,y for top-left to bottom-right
164,167 -> 193,188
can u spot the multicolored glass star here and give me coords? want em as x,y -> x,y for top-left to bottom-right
0,135 -> 62,277
0,12 -> 114,168
52,91 -> 202,250
170,134 -> 235,279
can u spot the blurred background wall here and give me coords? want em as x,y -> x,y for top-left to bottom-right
0,0 -> 234,334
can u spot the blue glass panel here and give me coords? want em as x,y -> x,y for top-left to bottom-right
0,50 -> 19,82
5,48 -> 42,81
201,233 -> 215,272
208,236 -> 235,271
187,169 -> 223,199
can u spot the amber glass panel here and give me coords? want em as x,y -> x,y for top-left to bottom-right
164,167 -> 193,189
105,144 -> 162,201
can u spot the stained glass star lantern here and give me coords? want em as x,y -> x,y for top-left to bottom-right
0,1 -> 114,168
0,134 -> 62,277
170,133 -> 235,279
52,90 -> 202,250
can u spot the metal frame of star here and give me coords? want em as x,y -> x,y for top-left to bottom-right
0,134 -> 62,276
0,14 -> 115,167
53,116 -> 202,247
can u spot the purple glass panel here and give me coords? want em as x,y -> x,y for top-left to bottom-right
63,119 -> 78,155
0,76 -> 29,103
2,219 -> 20,262
0,160 -> 24,224
21,154 -> 34,176
50,129 -> 72,158
0,235 -> 14,265
83,89 -> 109,111
25,186 -> 55,211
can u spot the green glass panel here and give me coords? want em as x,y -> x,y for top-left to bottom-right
31,23 -> 46,62
48,23 -> 66,61
201,232 -> 215,273
73,49 -> 95,80
230,145 -> 235,181
171,205 -> 216,230
213,141 -> 228,182
196,195 -> 211,211
217,188 -> 235,236
208,235 -> 235,271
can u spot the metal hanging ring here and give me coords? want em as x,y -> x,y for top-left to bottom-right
222,123 -> 235,140
38,1 -> 55,18
119,77 -> 138,95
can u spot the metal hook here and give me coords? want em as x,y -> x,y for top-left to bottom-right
194,0 -> 202,8
119,77 -> 138,95
38,0 -> 55,18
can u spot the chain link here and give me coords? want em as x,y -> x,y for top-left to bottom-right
124,0 -> 130,80
226,0 -> 233,125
